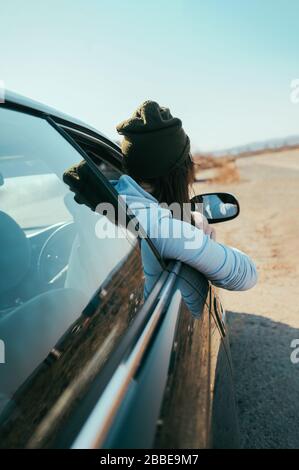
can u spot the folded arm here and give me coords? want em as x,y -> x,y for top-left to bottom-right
156,216 -> 258,291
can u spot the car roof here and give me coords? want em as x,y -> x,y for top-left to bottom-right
3,89 -> 113,144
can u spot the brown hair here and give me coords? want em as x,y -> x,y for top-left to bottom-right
123,154 -> 195,220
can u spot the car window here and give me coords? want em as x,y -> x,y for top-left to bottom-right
0,108 -> 163,448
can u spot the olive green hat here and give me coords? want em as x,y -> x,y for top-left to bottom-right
116,100 -> 190,179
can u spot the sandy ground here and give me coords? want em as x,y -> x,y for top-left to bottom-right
195,148 -> 299,448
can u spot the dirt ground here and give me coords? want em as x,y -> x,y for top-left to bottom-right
194,148 -> 299,448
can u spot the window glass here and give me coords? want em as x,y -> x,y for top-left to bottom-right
0,108 -> 163,448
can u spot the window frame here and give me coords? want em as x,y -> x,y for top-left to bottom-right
52,119 -> 166,268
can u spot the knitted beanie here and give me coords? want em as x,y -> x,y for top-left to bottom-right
116,100 -> 190,179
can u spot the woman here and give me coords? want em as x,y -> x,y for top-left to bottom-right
113,100 -> 257,291
64,101 -> 257,291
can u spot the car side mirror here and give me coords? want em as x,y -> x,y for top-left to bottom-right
190,192 -> 240,224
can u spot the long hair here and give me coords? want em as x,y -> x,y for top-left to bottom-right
123,154 -> 195,221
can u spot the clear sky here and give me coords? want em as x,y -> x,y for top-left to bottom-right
0,0 -> 298,151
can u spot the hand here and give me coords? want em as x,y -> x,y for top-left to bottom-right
191,211 -> 216,241
63,160 -> 102,211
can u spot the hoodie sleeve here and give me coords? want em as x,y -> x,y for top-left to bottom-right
155,216 -> 258,291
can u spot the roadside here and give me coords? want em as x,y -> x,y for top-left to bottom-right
194,149 -> 299,448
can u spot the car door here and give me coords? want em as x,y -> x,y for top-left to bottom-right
54,123 -> 238,449
50,124 -> 212,449
0,107 -> 171,448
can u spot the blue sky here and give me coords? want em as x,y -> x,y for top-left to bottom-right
0,0 -> 298,151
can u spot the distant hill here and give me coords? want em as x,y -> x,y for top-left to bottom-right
211,135 -> 299,157
192,134 -> 299,181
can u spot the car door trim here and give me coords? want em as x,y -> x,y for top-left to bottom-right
71,262 -> 181,449
60,124 -> 123,164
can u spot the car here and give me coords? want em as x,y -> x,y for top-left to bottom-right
0,91 -> 240,449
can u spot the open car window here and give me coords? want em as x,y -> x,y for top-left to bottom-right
0,108 -> 163,448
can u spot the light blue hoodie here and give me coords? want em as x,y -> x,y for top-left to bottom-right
113,175 -> 257,291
